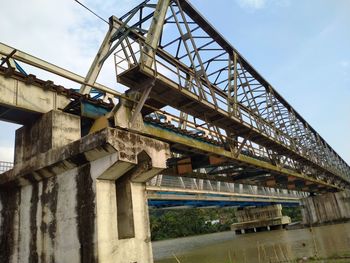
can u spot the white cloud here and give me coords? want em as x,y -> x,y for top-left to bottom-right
236,0 -> 290,10
1,0 -> 107,77
0,147 -> 15,163
0,0 -> 138,162
237,0 -> 266,9
340,60 -> 349,68
0,0 -> 139,78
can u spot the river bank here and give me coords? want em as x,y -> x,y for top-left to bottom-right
152,222 -> 350,263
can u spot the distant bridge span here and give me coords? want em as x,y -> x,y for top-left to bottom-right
0,41 -> 349,192
146,175 -> 303,208
1,2 -> 349,262
1,0 -> 349,194
0,162 -> 303,208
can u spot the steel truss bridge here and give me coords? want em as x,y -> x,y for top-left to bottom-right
0,0 -> 349,196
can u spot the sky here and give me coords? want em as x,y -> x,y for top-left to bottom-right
0,0 -> 349,164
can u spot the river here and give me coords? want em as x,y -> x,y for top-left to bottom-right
153,222 -> 350,262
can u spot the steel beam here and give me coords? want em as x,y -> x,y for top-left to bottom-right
112,0 -> 350,188
0,71 -> 70,123
80,16 -> 120,94
0,42 -> 120,98
141,122 -> 341,190
142,0 -> 170,68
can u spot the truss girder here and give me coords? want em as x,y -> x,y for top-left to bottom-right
108,0 -> 349,188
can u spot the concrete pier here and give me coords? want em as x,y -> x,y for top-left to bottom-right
231,204 -> 291,234
0,110 -> 170,263
301,191 -> 350,226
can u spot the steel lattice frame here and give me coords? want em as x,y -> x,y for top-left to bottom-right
98,0 -> 349,191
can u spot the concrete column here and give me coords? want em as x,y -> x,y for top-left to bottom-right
301,191 -> 350,226
94,150 -> 166,263
96,172 -> 153,263
231,205 -> 291,234
0,110 -> 170,263
14,110 -> 81,165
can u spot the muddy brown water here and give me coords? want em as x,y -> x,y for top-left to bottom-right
152,222 -> 350,263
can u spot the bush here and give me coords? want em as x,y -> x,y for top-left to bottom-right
149,207 -> 237,241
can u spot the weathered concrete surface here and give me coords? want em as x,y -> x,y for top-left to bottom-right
301,191 -> 350,225
0,72 -> 71,124
231,204 -> 291,234
14,110 -> 81,165
96,164 -> 154,263
0,110 -> 170,263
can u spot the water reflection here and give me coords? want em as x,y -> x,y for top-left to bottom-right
153,222 -> 350,263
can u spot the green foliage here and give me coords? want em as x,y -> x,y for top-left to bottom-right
149,207 -> 237,241
150,206 -> 302,240
282,206 -> 302,222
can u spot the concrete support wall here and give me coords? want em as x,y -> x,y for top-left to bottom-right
235,204 -> 283,222
14,110 -> 81,165
0,110 -> 170,263
231,205 -> 291,234
301,191 -> 350,225
94,156 -> 154,263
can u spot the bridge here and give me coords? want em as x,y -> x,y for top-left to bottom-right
147,175 -> 303,208
0,0 -> 349,262
0,161 -> 303,208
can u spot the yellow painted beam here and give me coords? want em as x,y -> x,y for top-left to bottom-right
141,122 -> 341,190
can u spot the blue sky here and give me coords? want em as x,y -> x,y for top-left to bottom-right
0,0 -> 349,164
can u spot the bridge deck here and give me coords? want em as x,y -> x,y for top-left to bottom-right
111,0 -> 349,191
120,65 -> 314,158
0,65 -> 342,192
118,65 -> 345,188
146,175 -> 303,208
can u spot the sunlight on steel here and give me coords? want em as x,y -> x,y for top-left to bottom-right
147,175 -> 308,199
110,0 -> 350,189
1,1 -> 349,192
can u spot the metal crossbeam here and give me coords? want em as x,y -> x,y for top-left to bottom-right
110,0 -> 350,189
146,175 -> 304,208
1,1 -> 349,193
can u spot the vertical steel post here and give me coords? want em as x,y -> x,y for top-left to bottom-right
228,55 -> 233,114
80,16 -> 119,94
233,51 -> 238,117
129,0 -> 170,127
142,0 -> 170,68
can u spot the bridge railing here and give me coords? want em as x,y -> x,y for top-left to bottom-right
114,40 -> 299,169
147,174 -> 308,199
0,161 -> 13,174
1,160 -> 305,199
114,38 -> 350,185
